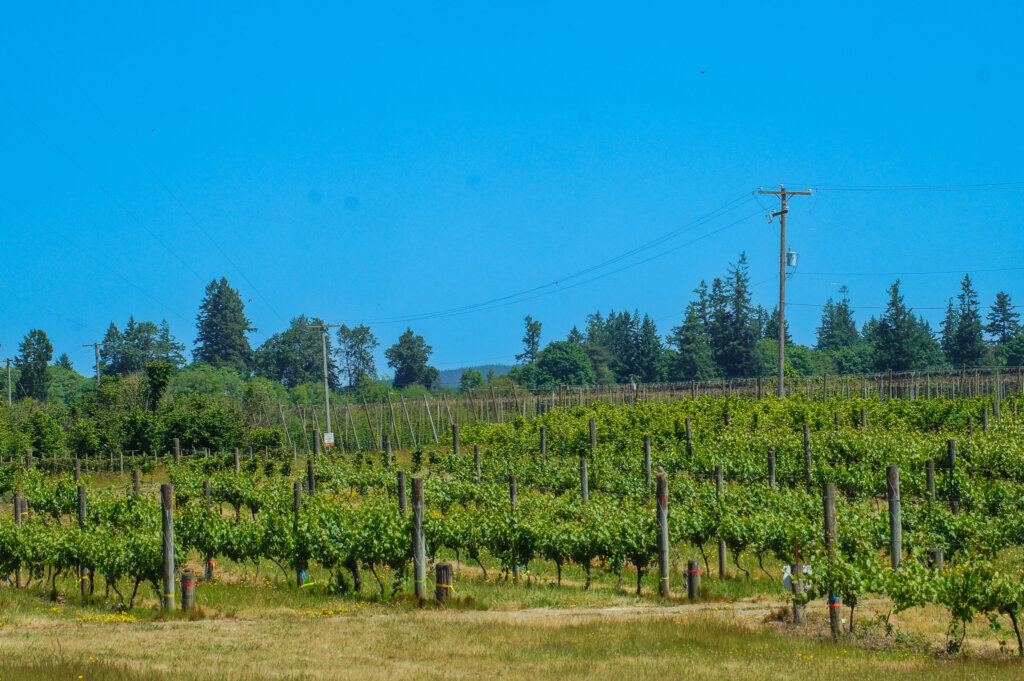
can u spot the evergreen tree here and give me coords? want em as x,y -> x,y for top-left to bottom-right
516,316 -> 543,364
816,286 -> 858,352
566,326 -> 584,344
16,329 -> 53,401
666,299 -> 718,380
102,317 -> 186,375
335,324 -> 379,388
762,307 -> 792,346
255,315 -> 338,388
869,280 -> 943,371
194,277 -> 254,374
986,291 -> 1020,345
708,253 -> 759,377
939,299 -> 959,362
632,314 -> 662,382
385,328 -> 439,389
942,274 -> 986,366
55,353 -> 73,370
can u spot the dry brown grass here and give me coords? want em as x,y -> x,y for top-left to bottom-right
1,605 -> 1021,681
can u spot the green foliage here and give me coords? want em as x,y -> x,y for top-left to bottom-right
101,317 -> 186,375
194,277 -> 255,374
16,329 -> 53,401
335,324 -> 378,389
255,315 -> 339,388
460,368 -> 484,391
385,328 -> 439,389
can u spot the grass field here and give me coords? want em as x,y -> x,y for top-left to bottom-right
1,560 -> 1021,681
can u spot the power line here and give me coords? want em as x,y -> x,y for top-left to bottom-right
0,190 -> 192,324
800,266 -> 1024,277
806,181 -> 1024,192
3,0 -> 286,324
0,88 -> 207,283
340,202 -> 763,326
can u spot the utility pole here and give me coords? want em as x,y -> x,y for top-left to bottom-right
4,356 -> 11,406
758,185 -> 811,398
308,322 -> 341,445
82,342 -> 101,386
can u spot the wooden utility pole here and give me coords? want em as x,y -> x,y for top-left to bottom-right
82,342 -> 101,386
4,357 -> 11,406
757,186 -> 812,397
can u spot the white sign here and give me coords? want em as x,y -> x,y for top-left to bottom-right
324,432 -> 335,448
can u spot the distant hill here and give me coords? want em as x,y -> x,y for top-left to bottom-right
438,364 -> 513,389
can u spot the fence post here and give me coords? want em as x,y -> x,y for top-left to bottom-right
13,492 -> 23,588
233,447 -> 240,474
657,473 -> 669,597
172,438 -> 180,465
474,445 -> 481,484
886,465 -> 902,571
397,470 -> 407,515
767,450 -> 776,489
925,460 -> 935,503
25,448 -> 33,469
686,559 -> 700,600
452,424 -> 460,456
589,417 -> 597,453
435,562 -> 453,604
132,469 -> 140,497
967,416 -> 974,438
803,425 -> 812,487
384,434 -> 392,467
160,483 -> 175,613
982,406 -> 989,432
685,418 -> 692,458
791,562 -> 805,624
947,439 -> 959,514
293,480 -> 305,586
306,457 -> 316,494
823,482 -> 840,639
78,485 -> 88,597
181,571 -> 196,612
579,457 -> 589,502
508,474 -> 518,582
412,477 -> 426,599
833,411 -> 840,428
74,457 -> 80,482
860,408 -> 867,429
643,435 -> 652,489
927,548 -> 944,571
715,465 -> 726,579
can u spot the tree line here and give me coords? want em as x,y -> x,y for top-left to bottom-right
4,262 -> 1023,406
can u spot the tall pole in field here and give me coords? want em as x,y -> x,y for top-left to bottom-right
758,186 -> 811,397
82,342 -> 101,386
308,322 -> 340,441
5,357 -> 12,406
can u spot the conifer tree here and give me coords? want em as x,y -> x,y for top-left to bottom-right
194,278 -> 255,374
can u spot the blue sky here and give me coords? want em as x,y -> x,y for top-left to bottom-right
2,1 -> 1023,374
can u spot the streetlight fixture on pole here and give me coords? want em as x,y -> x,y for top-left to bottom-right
758,185 -> 811,398
308,322 -> 341,447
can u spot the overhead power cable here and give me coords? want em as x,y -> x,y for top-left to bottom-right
0,191 -> 191,324
0,88 -> 206,283
3,0 -> 286,323
338,195 -> 761,325
805,181 -> 1024,192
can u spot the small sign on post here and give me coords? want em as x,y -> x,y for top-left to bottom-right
323,432 -> 335,448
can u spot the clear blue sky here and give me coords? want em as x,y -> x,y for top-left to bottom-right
2,1 -> 1023,374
